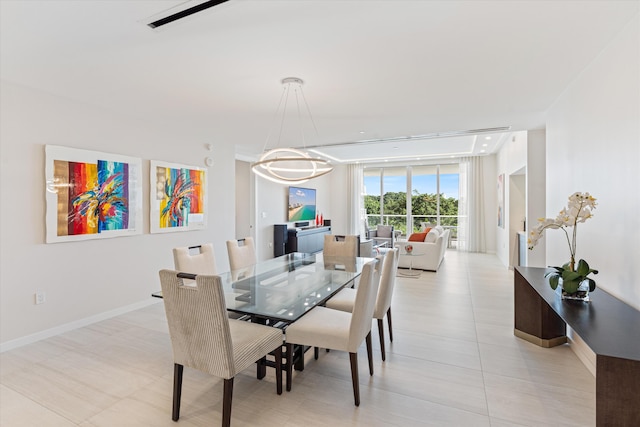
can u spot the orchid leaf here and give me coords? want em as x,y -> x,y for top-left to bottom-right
561,270 -> 580,282
548,274 -> 560,290
577,259 -> 590,276
586,278 -> 597,292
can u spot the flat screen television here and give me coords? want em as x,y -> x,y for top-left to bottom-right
288,186 -> 316,222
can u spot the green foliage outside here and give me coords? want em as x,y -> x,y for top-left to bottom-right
364,191 -> 459,237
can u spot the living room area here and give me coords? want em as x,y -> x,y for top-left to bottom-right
1,2 -> 639,426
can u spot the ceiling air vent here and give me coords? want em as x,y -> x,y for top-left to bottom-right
146,0 -> 229,29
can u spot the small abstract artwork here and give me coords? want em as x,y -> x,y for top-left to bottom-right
150,160 -> 207,233
45,145 -> 143,243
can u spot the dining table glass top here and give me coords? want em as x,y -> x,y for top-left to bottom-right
164,252 -> 374,323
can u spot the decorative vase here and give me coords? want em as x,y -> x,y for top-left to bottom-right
559,278 -> 590,302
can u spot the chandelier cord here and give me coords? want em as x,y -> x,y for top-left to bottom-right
294,84 -> 306,148
276,83 -> 291,150
261,85 -> 288,154
299,83 -> 320,140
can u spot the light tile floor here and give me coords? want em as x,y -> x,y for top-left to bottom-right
0,251 -> 595,426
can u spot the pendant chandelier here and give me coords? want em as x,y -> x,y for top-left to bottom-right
251,77 -> 333,185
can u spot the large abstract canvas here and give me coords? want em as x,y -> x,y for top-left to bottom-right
45,145 -> 143,243
150,160 -> 207,233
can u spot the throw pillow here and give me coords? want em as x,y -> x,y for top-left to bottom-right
408,232 -> 428,242
425,229 -> 439,243
377,225 -> 393,238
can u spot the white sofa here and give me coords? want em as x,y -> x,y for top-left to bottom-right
396,226 -> 450,271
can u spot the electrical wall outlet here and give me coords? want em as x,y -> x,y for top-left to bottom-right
35,290 -> 46,305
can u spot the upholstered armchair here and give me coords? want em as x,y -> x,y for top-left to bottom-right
367,225 -> 399,247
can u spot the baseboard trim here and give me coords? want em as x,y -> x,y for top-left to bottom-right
0,298 -> 162,353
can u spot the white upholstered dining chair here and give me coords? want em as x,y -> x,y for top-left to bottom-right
226,237 -> 257,271
284,259 -> 379,406
159,270 -> 283,427
325,248 -> 399,361
173,243 -> 217,275
323,234 -> 359,257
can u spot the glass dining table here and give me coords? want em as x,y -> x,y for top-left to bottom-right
153,252 -> 374,324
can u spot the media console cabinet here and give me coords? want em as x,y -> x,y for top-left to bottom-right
514,266 -> 640,426
273,225 -> 331,257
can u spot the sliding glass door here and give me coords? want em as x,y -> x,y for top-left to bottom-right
382,167 -> 407,233
363,163 -> 460,246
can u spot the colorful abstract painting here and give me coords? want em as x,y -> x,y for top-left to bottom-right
150,161 -> 207,233
45,145 -> 142,243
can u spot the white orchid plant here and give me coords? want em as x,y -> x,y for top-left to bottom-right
528,192 -> 598,294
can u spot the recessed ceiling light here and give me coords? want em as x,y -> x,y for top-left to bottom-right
359,131 -> 365,134
480,149 -> 486,153
384,159 -> 389,162
485,136 -> 492,140
416,157 -> 421,160
482,143 -> 488,147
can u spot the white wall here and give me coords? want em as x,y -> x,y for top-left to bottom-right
509,173 -> 526,267
526,129 -> 546,267
0,81 -> 236,348
328,164 -> 350,236
254,170 -> 334,261
495,131 -> 527,266
546,15 -> 640,310
482,155 -> 498,254
234,160 -> 253,240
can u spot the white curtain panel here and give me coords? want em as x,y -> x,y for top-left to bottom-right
458,157 -> 486,252
347,163 -> 364,236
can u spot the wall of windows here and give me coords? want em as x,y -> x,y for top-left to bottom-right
363,164 -> 460,244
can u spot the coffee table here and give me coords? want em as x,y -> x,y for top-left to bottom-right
398,252 -> 423,277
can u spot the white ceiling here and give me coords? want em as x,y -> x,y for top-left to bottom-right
1,0 -> 637,163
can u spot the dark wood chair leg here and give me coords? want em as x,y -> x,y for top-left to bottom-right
387,308 -> 393,342
349,352 -> 360,407
256,356 -> 266,379
274,345 -> 283,395
222,378 -> 234,427
377,318 -> 386,361
286,343 -> 293,392
294,345 -> 305,371
172,363 -> 183,421
314,346 -> 319,360
365,331 -> 374,375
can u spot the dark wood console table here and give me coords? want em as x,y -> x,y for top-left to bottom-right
514,266 -> 640,426
286,226 -> 331,255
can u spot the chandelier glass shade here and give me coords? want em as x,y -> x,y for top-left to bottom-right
251,78 -> 333,185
